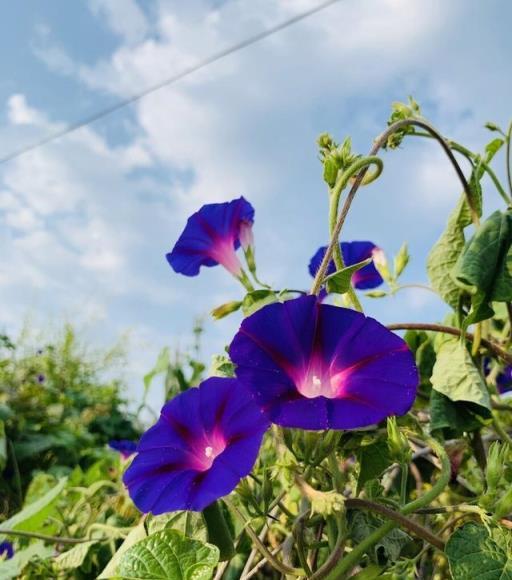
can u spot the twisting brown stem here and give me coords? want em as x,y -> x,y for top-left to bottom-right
386,322 -> 512,366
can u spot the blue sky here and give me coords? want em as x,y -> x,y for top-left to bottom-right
1,0 -> 511,412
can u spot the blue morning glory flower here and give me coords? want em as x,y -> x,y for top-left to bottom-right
308,241 -> 383,290
229,295 -> 418,430
166,197 -> 254,277
123,377 -> 269,513
109,439 -> 138,459
0,541 -> 14,560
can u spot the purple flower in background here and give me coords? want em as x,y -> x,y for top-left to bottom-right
37,374 -> 45,384
109,439 -> 138,459
166,197 -> 255,277
0,541 -> 14,560
308,241 -> 383,290
229,295 -> 418,430
123,377 -> 269,514
484,359 -> 512,394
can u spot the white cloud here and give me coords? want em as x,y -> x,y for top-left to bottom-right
7,94 -> 46,126
88,0 -> 150,44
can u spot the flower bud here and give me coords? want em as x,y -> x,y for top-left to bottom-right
211,301 -> 242,320
486,442 -> 508,493
387,417 -> 411,464
485,122 -> 501,132
372,248 -> 392,282
393,243 -> 410,278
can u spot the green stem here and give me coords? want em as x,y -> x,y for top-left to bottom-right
400,464 -> 408,506
203,501 -> 236,561
492,415 -> 512,446
0,528 -> 107,544
321,437 -> 450,580
225,499 -> 304,577
312,156 -> 383,297
311,118 -> 479,300
507,121 -> 512,196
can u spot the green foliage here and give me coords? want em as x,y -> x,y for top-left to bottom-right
430,390 -> 491,437
117,530 -> 219,580
430,337 -> 491,409
453,209 -> 512,328
446,523 -> 512,579
324,258 -> 372,294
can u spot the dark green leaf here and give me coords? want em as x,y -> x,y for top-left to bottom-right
324,258 -> 372,294
453,210 -> 512,327
118,529 -> 219,579
356,440 -> 393,493
446,523 -> 512,580
430,390 -> 492,437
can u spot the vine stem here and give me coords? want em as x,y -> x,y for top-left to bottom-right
319,437 -> 450,580
343,498 -> 444,551
326,156 -> 383,309
386,322 -> 512,366
311,118 -> 479,296
507,121 -> 512,196
0,528 -> 108,544
225,499 -> 304,577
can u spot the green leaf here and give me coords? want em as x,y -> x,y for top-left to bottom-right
242,290 -> 278,316
427,195 -> 473,309
430,390 -> 492,437
98,521 -> 148,579
143,347 -> 171,400
324,258 -> 372,294
209,354 -> 235,379
430,337 -> 491,410
0,477 -> 67,537
356,440 -> 393,493
485,137 -> 505,158
118,529 -> 219,580
0,542 -> 53,580
453,210 -> 512,327
210,301 -> 242,320
0,420 -> 6,472
55,540 -> 99,570
349,512 -> 411,566
148,511 -> 207,542
446,523 -> 512,580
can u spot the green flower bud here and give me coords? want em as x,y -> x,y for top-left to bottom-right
485,442 -> 509,493
210,300 -> 242,320
387,417 -> 412,464
494,486 -> 512,520
365,290 -> 387,298
393,243 -> 410,278
485,121 -> 501,132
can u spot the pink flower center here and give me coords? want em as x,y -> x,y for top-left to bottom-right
294,357 -> 349,399
209,237 -> 243,277
192,431 -> 227,471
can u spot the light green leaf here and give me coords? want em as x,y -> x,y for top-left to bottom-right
0,478 -> 67,537
0,542 -> 53,580
143,347 -> 171,400
242,290 -> 278,316
55,540 -> 98,570
209,354 -> 235,379
0,420 -> 6,472
148,511 -> 207,542
324,258 -> 372,294
453,210 -> 512,328
430,338 -> 491,410
446,523 -> 512,580
98,521 -> 148,579
427,195 -> 472,309
118,529 -> 219,580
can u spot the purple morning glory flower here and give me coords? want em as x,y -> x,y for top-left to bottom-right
166,197 -> 255,277
308,241 -> 383,290
37,374 -> 45,384
109,439 -> 138,459
123,377 -> 269,514
229,295 -> 418,430
484,359 -> 512,394
0,541 -> 14,560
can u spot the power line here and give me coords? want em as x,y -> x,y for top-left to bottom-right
0,0 -> 342,166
